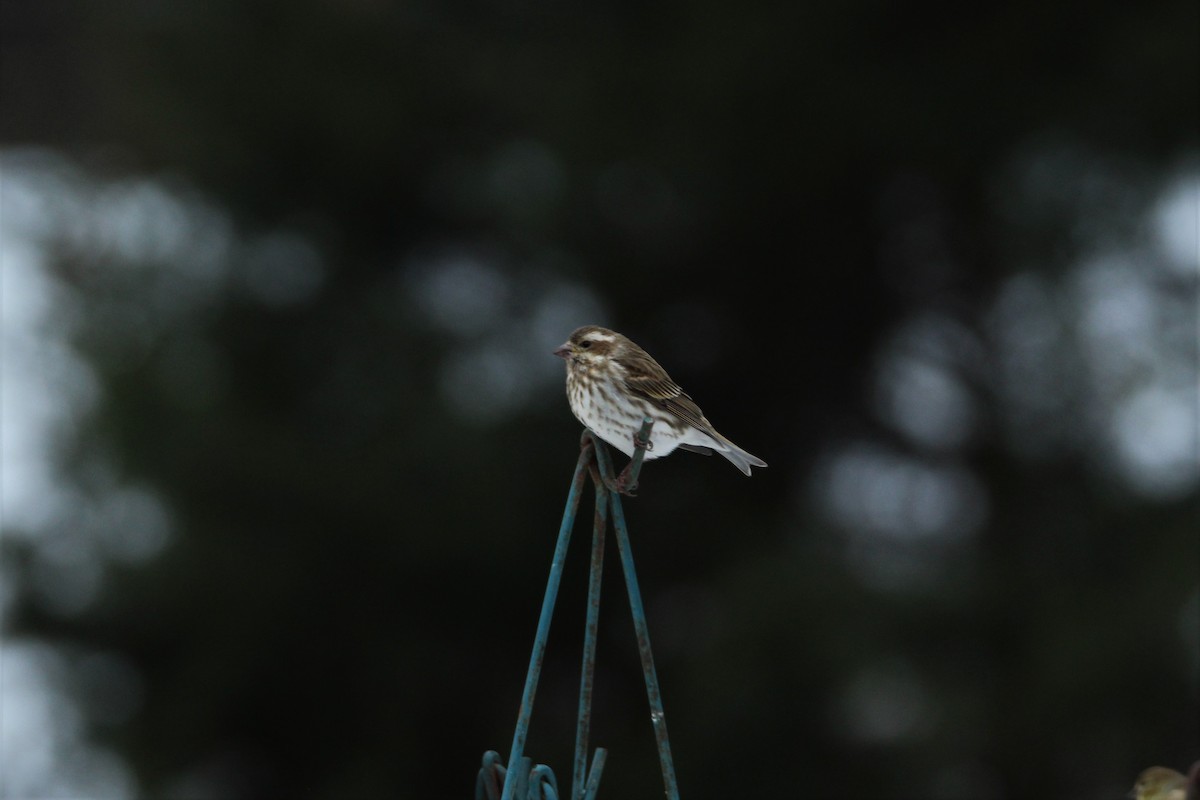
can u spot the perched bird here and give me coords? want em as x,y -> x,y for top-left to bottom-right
554,325 -> 766,482
1130,766 -> 1188,800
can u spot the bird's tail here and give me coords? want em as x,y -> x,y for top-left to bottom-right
714,435 -> 767,476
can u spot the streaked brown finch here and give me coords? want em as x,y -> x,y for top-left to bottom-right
554,325 -> 766,480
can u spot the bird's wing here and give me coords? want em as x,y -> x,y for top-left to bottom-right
620,353 -> 714,433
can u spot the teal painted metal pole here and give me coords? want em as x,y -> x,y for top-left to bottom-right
528,763 -> 559,800
582,747 -> 607,800
609,491 -> 680,800
571,468 -> 608,800
597,419 -> 681,800
501,454 -> 590,800
588,419 -> 679,799
476,751 -> 505,800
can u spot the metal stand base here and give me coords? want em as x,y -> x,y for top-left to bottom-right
477,419 -> 680,800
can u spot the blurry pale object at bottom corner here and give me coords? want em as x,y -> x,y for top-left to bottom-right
1128,764 -> 1197,800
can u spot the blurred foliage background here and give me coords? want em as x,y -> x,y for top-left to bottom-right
1,0 -> 1197,798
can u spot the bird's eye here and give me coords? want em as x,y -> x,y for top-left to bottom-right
580,340 -> 592,349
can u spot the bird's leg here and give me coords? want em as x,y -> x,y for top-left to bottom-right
609,429 -> 653,496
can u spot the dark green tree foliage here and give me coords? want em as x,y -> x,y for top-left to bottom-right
2,0 -> 1196,797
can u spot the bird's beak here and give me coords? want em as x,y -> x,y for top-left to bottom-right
553,343 -> 572,359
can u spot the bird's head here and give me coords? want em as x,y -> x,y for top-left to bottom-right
554,325 -> 622,368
